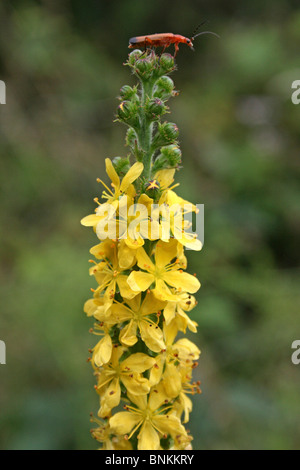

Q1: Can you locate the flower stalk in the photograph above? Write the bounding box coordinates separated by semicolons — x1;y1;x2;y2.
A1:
81;49;202;450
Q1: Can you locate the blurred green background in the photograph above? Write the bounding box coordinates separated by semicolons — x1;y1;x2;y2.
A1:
1;0;300;450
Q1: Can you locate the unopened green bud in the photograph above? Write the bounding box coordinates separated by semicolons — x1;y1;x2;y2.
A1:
135;56;156;78
119;85;138;101
128;49;143;65
117;100;139;127
161;144;182;164
145;97;166;119
152;144;182;172
118;100;133;120
159;53;175;74
143;179;161;200
112;156;131;177
154;76;175;100
152;122;179;148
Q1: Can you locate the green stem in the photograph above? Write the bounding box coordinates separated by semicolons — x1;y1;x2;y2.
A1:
139;79;154;181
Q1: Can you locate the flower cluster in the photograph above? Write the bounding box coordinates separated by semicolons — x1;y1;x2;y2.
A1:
82;50;202;450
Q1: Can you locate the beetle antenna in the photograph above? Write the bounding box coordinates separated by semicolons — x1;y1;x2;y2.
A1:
191;31;220;41
191;20;209;38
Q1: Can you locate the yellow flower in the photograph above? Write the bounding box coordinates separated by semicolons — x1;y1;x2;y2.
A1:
163;319;201;365
96;194;160;248
102;158;143;204
90;418;133;450
170;432;193;450
84;295;107;321
150;319;200;397
81;158;143;228
154;168;179;195
127;240;200;301
89;238;137;271
163;292;198;333
110;292;166;352
174;367;201;423
90;241;136;310
159;189;202;251
109;384;188;450
95;346;155;418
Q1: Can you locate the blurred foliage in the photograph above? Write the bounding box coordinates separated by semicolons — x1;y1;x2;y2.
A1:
0;0;300;450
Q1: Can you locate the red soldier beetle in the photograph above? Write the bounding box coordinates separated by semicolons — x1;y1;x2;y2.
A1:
128;23;219;57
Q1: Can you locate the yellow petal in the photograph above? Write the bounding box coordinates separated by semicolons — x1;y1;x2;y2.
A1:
153;414;187;438
164;319;179;346
105;158;120;188
163;301;176;325
136;247;155;272
83;298;98;317
117;275;137;299
167;189;185;206
119;320;138;347
138;421;160;450
139;321;165;353
121;353;155;373
118;241;136;269
125;236;144;249
141;292;166;316
93;334;112;367
148;382;169;411
175;232;202;251
103;279;116;304
109;411;141;435
98;377;121;418
155;169;175;189
120;162;144;192
126;183;137;200
113;438;133;450
176;306;198;333
138;193;153;209
80;214;101;227
162;363;182;398
121;374;150;395
155;240;178;268
127;392;147;410
163;271;200;294
96;369;113;390
90;240;113;259
111;345;126;368
179;294;196;312
125;293;142;312
127;271;155;292
110;303;132;323
149;354;164;387
175;338;200;361
153;279;175;301
180;392;193;423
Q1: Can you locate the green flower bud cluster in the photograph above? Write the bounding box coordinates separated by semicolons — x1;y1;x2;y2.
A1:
115;49;182;181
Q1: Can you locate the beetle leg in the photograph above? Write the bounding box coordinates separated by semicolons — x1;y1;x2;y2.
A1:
159;44;169;58
174;42;179;57
143;37;155;55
